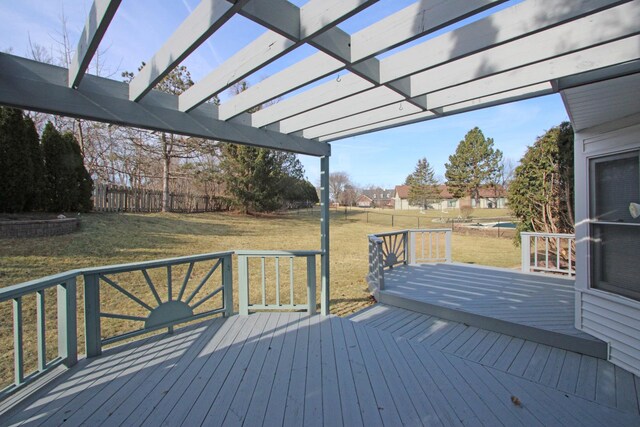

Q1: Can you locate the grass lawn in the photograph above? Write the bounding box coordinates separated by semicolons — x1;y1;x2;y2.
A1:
0;211;520;386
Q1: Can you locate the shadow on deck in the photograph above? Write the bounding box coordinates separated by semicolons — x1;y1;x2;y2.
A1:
376;263;607;359
2;310;639;426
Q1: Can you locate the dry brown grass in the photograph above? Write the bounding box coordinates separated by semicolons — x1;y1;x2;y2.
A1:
0;211;521;387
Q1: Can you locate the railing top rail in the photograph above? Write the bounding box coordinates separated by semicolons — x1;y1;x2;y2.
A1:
81;251;235;275
0;270;80;302
235;250;322;257
521;232;575;238
371;230;410;237
371;228;452;238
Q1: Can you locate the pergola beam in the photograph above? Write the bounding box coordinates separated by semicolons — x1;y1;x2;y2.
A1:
217;52;345;121
312;34;640;141
180;0;378;113
128;0;247;102
407;1;640;97
279;1;639;135
0;53;329;157
318;83;553;142
423;35;640;110
379;0;630;83
228;0;507;124
276;86;404;134
250;0;623;134
68;0;122;89
253;73;373;128
350;0;506;62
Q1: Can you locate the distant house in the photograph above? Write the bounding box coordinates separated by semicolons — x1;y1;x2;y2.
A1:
394;184;507;210
361;188;395;208
355;194;373;207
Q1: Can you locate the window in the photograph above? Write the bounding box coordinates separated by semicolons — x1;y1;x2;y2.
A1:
589;151;640;300
447;200;457;208
373;194;376;198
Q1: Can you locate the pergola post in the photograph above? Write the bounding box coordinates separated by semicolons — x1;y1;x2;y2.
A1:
320;154;330;315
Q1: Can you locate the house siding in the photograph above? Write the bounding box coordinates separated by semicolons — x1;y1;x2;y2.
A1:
574;117;640;376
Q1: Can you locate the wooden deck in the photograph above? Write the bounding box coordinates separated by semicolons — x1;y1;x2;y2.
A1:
2;308;639;426
378;263;607;358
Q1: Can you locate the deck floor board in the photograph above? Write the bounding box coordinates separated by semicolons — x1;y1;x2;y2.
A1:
380;263;600;345
3;307;639;427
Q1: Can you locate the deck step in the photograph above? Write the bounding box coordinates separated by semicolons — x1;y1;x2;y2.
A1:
377;291;608;358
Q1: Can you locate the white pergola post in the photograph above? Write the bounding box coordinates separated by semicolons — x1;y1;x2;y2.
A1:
320;154;331;315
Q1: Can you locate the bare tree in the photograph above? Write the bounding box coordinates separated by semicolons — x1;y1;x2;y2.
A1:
329;172;352;205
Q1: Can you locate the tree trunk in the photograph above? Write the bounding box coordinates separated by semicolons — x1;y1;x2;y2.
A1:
161;133;172;213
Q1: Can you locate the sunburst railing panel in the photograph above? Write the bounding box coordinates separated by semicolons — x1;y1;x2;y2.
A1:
82;252;233;357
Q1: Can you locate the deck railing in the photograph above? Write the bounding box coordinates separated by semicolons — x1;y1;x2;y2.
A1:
409;228;452;264
521;232;575;276
0;272;78;400
367;229;452;292
81;252;234;357
236;250;320;315
0;248;319;400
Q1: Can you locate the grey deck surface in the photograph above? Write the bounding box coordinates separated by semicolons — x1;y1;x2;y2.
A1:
3;309;640;427
380;263;605;356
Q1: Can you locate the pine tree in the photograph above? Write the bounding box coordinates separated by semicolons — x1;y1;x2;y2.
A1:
445;127;503;204
23;115;45;211
0;107;34;212
41;123;94;212
64;132;93;212
405;157;441;209
508;122;574;238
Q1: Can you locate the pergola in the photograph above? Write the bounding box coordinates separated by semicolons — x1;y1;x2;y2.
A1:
1;0;639;317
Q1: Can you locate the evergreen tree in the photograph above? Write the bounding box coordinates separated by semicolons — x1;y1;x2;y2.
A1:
41;123;92;212
508;122;574;238
42;122;71;211
219;144;281;213
0;107;34;212
23;115;45;211
445;127;503;204
64;132;93;212
405;157;441;209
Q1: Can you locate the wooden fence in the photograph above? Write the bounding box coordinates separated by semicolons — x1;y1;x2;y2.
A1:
92;183;230;213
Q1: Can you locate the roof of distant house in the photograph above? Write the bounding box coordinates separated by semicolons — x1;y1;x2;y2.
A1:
395;184;506;199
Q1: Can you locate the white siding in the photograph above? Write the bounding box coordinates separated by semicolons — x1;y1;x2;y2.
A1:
568;75;640;376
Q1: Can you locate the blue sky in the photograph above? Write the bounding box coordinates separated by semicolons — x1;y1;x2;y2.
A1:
0;0;569;187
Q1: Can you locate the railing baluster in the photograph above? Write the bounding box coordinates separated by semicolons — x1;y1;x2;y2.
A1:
84;273;102;358
307;256;316;315
36;289;46;371
445;230;452;263
223;255;233;317
167;265;172;302
275;257;280;306
436;233;440;260
58;279;77;367
261;257;266;306
545;237;549;270
238;255;249;316
421;231;425;260
290;257;294;305
568;239;573;277
556;237;561;271
177;262;194;302
167;265;174;333
13;297;23;385
534;236;538;268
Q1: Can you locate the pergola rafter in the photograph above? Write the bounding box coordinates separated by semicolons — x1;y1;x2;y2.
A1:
2;0;637;154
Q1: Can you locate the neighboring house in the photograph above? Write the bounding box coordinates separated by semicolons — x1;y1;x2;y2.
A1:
361;188;395;208
394;184;507;210
355;194;373;207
